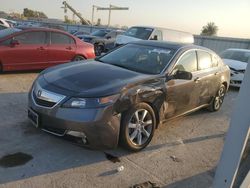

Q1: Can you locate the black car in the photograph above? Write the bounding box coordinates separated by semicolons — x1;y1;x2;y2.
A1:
78;29;124;55
28;41;230;151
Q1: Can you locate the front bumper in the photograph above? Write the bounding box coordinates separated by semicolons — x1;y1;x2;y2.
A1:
28;90;121;149
230;71;244;87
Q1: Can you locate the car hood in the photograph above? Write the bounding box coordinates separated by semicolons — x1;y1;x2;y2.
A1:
115;35;141;45
42;60;150;97
223;59;247;70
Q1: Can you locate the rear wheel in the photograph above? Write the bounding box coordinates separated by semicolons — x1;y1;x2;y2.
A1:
72;55;86;61
208;85;226;111
120;103;156;151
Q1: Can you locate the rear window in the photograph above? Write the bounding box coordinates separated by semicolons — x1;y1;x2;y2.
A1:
124;27;154;40
51;32;74;44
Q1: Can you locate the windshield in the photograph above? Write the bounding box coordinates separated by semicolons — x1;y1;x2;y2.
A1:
91;30;109;37
0;28;21;39
220;50;250;63
98;44;176;74
124;27;154;40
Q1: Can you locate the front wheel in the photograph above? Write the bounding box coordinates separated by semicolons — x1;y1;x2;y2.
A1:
120;103;156;151
208;85;226;112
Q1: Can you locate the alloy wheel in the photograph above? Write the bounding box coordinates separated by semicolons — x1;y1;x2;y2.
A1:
128;109;153;146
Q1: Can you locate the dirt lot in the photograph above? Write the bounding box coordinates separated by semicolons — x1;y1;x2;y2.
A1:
0;72;247;188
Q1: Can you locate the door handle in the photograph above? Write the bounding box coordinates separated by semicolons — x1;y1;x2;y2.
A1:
66;46;72;50
194;77;201;82
37;47;45;50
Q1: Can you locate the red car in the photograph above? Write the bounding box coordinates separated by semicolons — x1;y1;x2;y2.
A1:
0;28;95;72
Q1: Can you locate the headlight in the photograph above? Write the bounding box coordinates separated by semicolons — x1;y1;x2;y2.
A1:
62;94;119;108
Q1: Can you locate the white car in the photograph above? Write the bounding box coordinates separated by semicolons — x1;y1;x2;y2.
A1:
220;48;250;87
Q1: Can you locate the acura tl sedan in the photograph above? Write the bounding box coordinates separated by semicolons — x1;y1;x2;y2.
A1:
0;28;95;72
28;41;230;151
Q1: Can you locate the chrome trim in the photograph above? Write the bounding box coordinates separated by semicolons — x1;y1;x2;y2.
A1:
32;82;66;109
42;128;67;137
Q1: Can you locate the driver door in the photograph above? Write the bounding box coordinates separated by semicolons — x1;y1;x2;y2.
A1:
165;50;201;118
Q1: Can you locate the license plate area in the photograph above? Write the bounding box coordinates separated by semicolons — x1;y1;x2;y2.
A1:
28;108;39;128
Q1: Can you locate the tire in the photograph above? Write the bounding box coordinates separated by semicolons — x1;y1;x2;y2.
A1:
208;84;226;112
94;44;104;56
120;103;156;151
72;55;86;62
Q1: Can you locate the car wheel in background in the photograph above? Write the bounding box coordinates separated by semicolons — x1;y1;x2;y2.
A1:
208;84;226;112
94;44;104;56
72;55;86;62
120;103;156;151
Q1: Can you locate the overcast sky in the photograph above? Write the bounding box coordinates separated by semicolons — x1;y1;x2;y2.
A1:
1;0;250;38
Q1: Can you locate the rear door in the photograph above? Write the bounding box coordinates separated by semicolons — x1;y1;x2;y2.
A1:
196;50;220;105
0;31;48;71
165;50;201;118
47;32;76;66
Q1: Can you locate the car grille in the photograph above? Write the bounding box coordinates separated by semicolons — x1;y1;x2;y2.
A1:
230;80;242;85
32;83;66;108
33;91;56;107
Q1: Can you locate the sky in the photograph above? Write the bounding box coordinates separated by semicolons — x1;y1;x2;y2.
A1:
1;0;250;38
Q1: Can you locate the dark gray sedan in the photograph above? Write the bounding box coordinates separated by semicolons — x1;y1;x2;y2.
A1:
28;41;230;151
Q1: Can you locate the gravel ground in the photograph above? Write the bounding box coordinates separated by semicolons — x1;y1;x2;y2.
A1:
0;72;247;188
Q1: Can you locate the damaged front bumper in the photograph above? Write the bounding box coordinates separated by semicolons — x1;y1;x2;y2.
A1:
230;71;244;87
28;91;121;149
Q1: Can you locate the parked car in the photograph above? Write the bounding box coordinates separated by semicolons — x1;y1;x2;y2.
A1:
28;41;230;151
72;30;90;36
0;18;14;27
78;29;124;55
115;26;194;47
220;48;250;87
0;28;95;72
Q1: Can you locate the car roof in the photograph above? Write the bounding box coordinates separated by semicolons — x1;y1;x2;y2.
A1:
224;48;250;53
129;40;209;51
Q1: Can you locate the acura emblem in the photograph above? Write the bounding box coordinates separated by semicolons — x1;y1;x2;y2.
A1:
37;90;42;97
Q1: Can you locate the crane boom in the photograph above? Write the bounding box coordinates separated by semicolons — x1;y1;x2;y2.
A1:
62;1;90;25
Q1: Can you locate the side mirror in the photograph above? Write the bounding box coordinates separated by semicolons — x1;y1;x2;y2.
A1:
106;36;111;39
174;70;192;80
10;39;20;47
167;70;193;80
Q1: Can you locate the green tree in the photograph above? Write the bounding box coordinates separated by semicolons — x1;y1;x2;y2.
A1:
201;22;218;36
23;8;48;19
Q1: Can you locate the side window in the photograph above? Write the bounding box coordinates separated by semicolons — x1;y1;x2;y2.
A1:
197;51;213;70
173;51;197;73
51;32;74;44
151;30;163;40
14;32;46;44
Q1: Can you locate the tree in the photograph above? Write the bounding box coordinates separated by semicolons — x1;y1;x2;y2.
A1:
23;8;48;19
201;22;218;36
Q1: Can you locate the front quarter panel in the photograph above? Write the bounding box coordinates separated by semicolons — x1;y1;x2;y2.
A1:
114;77;166;126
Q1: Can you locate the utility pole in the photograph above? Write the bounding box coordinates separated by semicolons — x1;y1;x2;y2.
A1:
94;4;129;27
